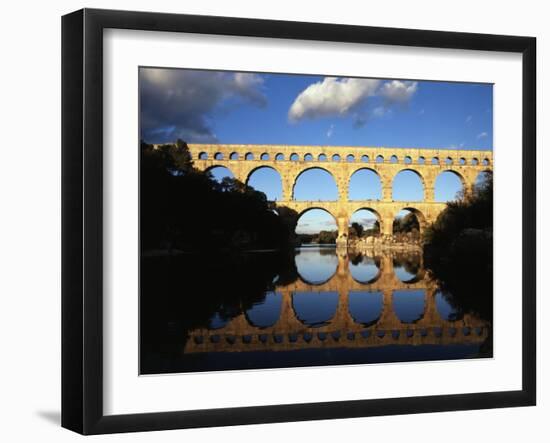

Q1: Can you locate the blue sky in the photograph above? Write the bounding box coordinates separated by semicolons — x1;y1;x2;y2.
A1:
140;68;492;234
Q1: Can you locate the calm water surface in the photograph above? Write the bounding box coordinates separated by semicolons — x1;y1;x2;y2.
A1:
140;246;492;374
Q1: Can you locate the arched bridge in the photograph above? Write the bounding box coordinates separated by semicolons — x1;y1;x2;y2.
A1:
185;252;489;354
182;143;493;240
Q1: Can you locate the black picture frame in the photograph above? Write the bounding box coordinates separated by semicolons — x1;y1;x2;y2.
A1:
62;8;536;435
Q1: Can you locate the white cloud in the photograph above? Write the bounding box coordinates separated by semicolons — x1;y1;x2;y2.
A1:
288;78;418;125
466;115;473;123
326;124;335;138
379;80;418;104
288;77;380;122
477;131;488;139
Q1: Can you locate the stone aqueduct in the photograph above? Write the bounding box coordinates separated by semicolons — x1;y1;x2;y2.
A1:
164;143;493;242
185;252;489;354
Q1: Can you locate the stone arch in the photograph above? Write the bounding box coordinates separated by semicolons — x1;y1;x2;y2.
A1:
390;155;398;164
290;153;300;161
435;169;466;202
245;152;254;160
472;157;479;165
214;152;224;160
229;152;239;160
294;207;341;271
459;157;466;165
393;251;424;283
445;157;453;165
246;165;283;201
418;156;425;165
392;290;426;324
349;207;382;242
361;155;369;163
394;206;428;234
431;156;440;165
392;169;425;201
332;154;341;162
292;291;339;327
205;165;234;183
482;157;491;166
275;153;285;161
304;153;313;161
260;152;270;160
404;155;413;164
318;153;328;162
296;206;338;224
293;167;339;201
346;154;355;162
351;206;382;222
376;155;384;163
198;151;208;160
244;291;282;328
348;168;382;200
348;291;383;326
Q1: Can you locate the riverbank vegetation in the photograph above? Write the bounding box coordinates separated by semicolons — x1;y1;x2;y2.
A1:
423;172;493;320
297;230;338;245
393;212;421;243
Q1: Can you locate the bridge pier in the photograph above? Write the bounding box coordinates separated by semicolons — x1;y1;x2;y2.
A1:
425;186;435;202
336;214;349;247
282;176;294;201
380;215;394;238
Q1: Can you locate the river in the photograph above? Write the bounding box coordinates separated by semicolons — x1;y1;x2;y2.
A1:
140;246;492;374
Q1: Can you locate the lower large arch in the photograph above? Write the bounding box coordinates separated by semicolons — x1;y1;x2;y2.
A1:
246;166;283;201
206;165;234;183
348;208;382;240
393;207;426;237
295;207;338;236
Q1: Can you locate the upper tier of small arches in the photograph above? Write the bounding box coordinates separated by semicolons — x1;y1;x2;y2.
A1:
192;150;491;167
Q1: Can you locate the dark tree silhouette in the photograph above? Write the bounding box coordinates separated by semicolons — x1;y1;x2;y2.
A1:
424;172;493;320
140;140;297;253
350;222;364;238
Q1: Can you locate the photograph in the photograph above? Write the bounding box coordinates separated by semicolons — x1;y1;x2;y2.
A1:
139;67;494;374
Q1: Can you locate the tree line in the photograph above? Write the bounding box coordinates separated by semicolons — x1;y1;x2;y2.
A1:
423;173;493;320
141;140;297;253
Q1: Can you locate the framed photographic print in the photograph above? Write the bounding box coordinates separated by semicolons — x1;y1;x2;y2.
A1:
62;8;536;435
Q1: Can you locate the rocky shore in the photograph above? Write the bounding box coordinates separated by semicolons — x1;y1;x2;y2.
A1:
346;235;422;251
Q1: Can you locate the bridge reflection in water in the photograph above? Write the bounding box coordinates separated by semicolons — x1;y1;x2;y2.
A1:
184;248;490;359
